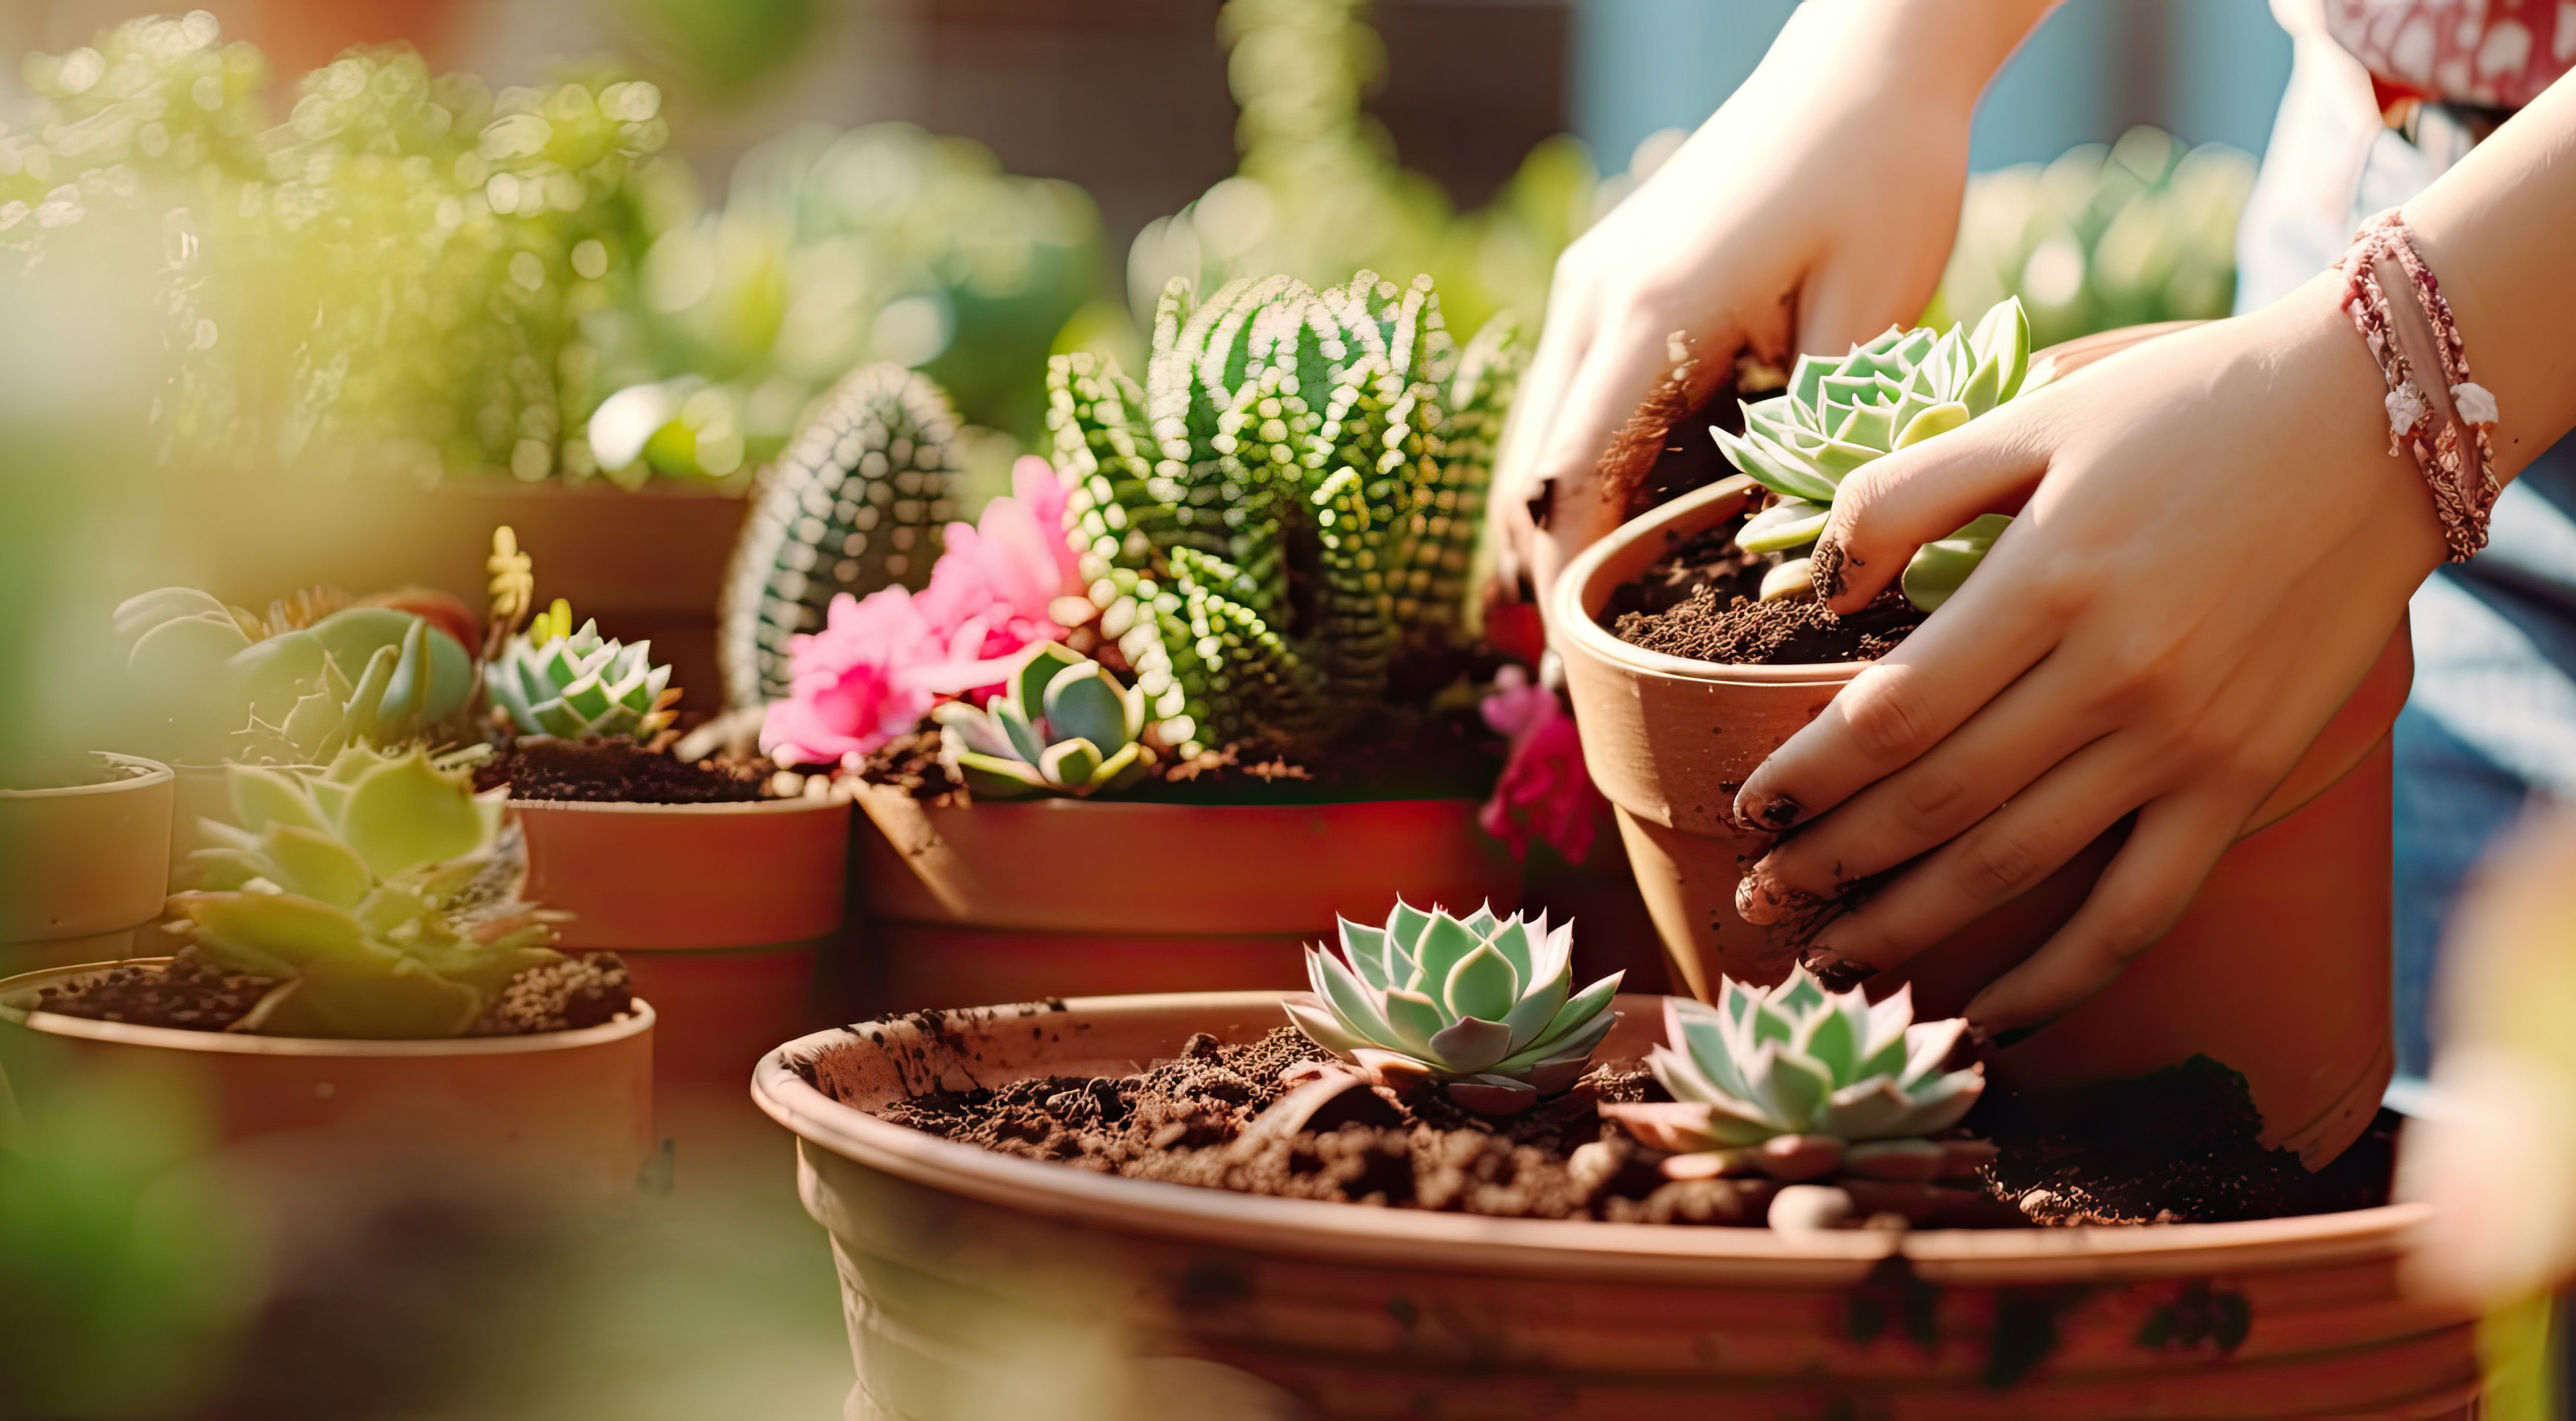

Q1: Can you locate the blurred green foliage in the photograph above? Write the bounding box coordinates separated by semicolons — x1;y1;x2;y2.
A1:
1129;0;1601;344
1928;126;2256;350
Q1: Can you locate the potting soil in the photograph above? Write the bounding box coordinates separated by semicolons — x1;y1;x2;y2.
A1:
1598;516;1931;666
474;737;770;804
29;949;638;1037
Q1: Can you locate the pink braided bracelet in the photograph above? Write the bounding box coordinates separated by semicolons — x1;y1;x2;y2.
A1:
2334;209;2500;562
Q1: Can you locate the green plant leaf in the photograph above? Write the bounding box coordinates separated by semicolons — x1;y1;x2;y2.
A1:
1442;942;1520;1024
1042;664;1130;752
1011;643;1087;715
250;947;484;1040
1411;910;1481;988
1037;737;1103;789
1901;513;2012;612
227;765;327;834
255;824;374;910
1380;988;1447;1057
1894;401;1970;449
955;751;1049;799
181;892;364;966
336;752;490;879
1739;498;1829;555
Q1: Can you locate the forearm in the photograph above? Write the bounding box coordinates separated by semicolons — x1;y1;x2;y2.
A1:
1730;0;2059;118
2401;74;2576;482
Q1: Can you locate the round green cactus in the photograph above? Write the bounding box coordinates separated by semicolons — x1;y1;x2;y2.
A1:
932;643;1151;800
488;598;676;741
1713;297;2030;611
1283;901;1622;1114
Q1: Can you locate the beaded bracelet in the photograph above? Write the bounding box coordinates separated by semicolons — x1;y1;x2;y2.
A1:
2334;209;2500;562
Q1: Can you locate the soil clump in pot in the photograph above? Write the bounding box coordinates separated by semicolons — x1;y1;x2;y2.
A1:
1601;519;1928;667
473;737;770;804
25;948;637;1037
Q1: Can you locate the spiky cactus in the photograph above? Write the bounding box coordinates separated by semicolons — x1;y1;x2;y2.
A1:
1048;271;1521;756
720;364;962;707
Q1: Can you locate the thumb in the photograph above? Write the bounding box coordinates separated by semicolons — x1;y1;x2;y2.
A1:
1814;407;2049;614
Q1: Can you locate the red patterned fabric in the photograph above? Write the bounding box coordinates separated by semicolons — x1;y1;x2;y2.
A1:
2327;0;2576;110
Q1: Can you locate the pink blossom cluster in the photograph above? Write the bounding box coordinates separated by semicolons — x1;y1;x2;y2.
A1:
1477;664;1607;865
762;457;1088;769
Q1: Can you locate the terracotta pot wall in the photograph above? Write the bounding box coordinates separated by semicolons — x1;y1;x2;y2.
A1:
758;992;2479;1420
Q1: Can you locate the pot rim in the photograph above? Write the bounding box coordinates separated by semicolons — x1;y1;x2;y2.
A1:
1550;476;1864;685
0;752;175;800
754;989;2433;1284
0;959;656;1057
506;794;845;819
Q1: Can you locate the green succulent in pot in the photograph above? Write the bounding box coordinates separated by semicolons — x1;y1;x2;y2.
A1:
1283;901;1622;1114
172;748;566;1040
932;643;1152;800
1714;297;2030;612
488;598;679;741
1600;968;1985;1185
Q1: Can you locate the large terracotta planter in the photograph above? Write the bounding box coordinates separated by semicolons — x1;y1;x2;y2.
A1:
851;785;1520;1012
0;754;173;976
1553;471;2406;1169
516;796;849;1093
0;961;654;1197
755;991;2479;1420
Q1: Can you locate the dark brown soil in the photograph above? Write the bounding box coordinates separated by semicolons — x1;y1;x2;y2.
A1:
1600;355;1785;523
472;737;771;804
1615;582;1928;665
855;1026;1771;1223
1971;1057;2397;1226
25;948;636;1038
859;709;1505;809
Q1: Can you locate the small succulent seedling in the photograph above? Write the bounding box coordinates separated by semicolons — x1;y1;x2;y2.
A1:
1602;968;1986;1186
1714;297;2030;611
1283;901;1621;1114
488;598;678;741
174;748;563;1039
932;643;1151;800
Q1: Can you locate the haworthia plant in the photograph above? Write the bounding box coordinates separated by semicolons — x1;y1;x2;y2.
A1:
720;364;962;707
1714;297;2031;611
932;643;1151;799
1047;270;1522;756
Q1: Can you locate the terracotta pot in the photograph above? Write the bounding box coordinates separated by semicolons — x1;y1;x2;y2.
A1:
1551;329;2407;1170
516;796;849;1093
850;786;1521;1012
755;991;2479;1420
0;961;654;1197
0;754;173;976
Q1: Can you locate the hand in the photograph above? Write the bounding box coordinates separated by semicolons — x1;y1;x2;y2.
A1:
1488;0;2049;613
1730;274;2445;1037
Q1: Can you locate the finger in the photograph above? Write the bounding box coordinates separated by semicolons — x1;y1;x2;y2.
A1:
1958;788;2245;1038
1737;649;2116;923
1791;733;2155;984
1730;533;2069;831
1489;287;1597;553
1814;407;2052;613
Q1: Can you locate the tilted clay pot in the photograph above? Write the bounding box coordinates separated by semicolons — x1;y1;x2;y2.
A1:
516;795;848;1095
0;754;173;976
757;991;2479;1421
851;785;1520;1013
1552;324;2406;1168
0;960;654;1197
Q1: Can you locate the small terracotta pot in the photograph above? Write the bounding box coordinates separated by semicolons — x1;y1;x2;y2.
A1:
516;796;850;1094
1550;328;2410;1170
851;786;1521;1012
0;754;173;976
0;961;653;1197
756;992;2480;1420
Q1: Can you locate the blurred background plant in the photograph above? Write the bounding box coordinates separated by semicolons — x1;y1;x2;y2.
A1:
1925;125;2256;351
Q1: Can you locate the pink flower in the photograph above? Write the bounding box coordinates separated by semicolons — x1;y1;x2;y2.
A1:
761;458;1093;767
1477;665;1608;864
913;456;1086;672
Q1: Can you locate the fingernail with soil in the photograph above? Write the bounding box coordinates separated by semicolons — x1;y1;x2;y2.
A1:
1734;867;1817;925
1798;946;1876;993
1734;792;1802;831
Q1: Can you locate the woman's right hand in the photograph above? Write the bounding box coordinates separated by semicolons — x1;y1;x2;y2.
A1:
1489;0;2056;616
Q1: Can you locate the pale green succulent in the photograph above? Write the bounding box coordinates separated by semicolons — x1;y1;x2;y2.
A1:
933;644;1152;800
1714;298;2030;612
115;588;472;763
1602;969;1982;1173
488;599;677;740
1284;902;1622;1114
173;749;564;1040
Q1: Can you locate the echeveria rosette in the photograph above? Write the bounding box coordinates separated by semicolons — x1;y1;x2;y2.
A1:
172;748;563;1040
1602;968;1985;1184
1714;297;2031;612
489;600;678;741
1283;902;1623;1115
932;643;1152;800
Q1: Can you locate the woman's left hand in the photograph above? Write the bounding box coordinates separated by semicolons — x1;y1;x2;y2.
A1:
1729;273;2445;1037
